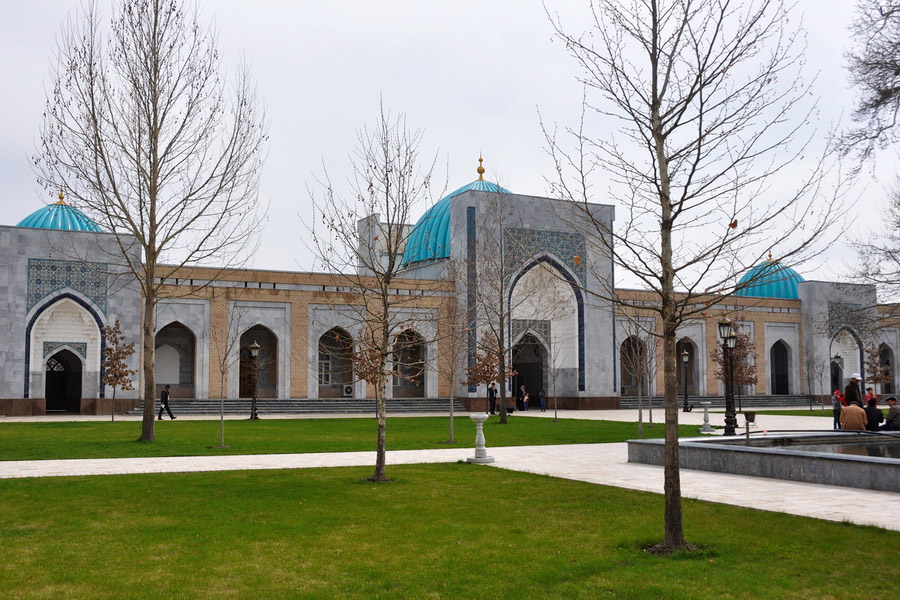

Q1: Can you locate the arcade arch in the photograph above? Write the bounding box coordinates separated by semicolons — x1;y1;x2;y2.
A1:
240;325;278;399
155;322;196;398
393;329;425;398
770;339;791;395
318;327;354;398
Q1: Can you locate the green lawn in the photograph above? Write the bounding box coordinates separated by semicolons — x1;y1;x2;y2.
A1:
0;464;896;599
0;417;697;461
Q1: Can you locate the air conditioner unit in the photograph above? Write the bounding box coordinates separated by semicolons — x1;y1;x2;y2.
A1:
342;385;354;397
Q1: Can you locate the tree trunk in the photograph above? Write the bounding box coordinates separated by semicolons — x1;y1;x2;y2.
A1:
498;351;508;424
140;293;156;442
371;368;388;481
662;319;685;549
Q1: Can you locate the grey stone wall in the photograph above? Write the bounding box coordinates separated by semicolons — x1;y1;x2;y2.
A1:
0;225;141;402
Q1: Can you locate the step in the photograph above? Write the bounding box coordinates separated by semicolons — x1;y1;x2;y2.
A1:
128;397;468;416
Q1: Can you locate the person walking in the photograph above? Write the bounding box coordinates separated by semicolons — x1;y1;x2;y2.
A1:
864;397;884;431
831;390;843;430
488;383;497;415
522;392;530;411
538;390;546;412
158;385;176;420
840;400;867;431
880;397;900;431
845;373;863;407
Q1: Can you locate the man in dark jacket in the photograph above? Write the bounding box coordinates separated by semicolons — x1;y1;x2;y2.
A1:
844;373;863;407
864;397;884;431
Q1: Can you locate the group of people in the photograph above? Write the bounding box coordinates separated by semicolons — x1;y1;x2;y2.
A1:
486;383;546;414
831;373;900;431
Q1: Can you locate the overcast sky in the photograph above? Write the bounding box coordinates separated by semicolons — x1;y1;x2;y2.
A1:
0;1;883;281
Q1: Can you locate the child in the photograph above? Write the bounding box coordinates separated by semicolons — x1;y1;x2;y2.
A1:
523;393;530;411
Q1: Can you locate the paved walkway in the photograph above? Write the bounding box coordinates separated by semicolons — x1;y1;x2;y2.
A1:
2;407;897;531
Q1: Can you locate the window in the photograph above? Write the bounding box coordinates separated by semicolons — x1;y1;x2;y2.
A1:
318;352;331;384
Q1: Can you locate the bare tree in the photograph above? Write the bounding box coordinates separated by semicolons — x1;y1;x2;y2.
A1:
805;354;830;411
209;301;247;448
34;0;267;442
864;345;893;392
438;262;470;444
618;314;659;436
101;318;136;422
546;0;844;551
844;0;900;159
308;105;438;481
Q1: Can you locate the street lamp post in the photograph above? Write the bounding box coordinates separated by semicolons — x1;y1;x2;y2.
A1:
250;340;260;420
718;319;738;436
681;348;690;412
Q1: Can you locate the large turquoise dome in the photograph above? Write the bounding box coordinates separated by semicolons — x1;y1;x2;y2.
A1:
734;258;804;299
17;200;103;233
402;178;510;265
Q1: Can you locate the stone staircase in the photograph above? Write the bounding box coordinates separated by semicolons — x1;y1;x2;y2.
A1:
127;397;468;416
618;394;816;410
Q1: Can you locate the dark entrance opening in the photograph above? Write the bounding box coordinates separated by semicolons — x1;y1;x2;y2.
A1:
512;334;545;410
239;326;278;399
831;361;843;395
880;345;894;395
45;349;82;413
771;340;790;395
392;330;425;398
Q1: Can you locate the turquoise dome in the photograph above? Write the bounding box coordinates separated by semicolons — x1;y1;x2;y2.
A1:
734;259;804;299
17;201;103;233
402;178;510;265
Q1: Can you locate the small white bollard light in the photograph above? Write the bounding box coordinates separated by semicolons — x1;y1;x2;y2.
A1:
699;401;715;434
467;413;495;464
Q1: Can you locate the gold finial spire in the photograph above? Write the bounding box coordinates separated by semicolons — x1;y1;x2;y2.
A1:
56;188;67;205
768;251;773;262
477;156;485;181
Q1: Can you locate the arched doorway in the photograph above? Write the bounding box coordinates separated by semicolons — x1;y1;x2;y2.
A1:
393;329;425;398
620;336;647;396
831;359;844;394
45;349;82;412
512;333;546;409
676;338;696;395
318;328;354;398
770;340;790;395
880;344;894;394
155;322;196;398
240;326;278;399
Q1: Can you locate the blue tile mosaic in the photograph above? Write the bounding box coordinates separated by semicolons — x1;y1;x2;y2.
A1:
43;342;87;360
27;258;108;314
504;228;585;285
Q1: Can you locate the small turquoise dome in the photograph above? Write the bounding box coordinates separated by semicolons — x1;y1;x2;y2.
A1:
17;201;103;233
402;178;510;265
734;259;804;299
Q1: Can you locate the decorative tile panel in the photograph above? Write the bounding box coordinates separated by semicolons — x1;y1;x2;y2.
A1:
28;259;108;313
511;319;551;350
504;228;585;285
43;341;87;360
